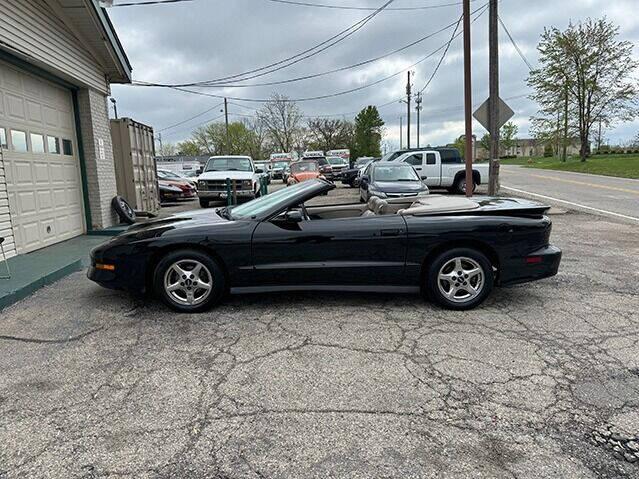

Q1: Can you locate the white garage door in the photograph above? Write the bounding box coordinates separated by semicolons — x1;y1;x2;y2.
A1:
0;60;85;254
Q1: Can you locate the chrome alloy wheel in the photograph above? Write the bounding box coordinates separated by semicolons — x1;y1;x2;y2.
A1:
437;257;484;303
163;259;213;306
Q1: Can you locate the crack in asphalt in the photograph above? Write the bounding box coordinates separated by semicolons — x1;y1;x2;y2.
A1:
0;326;105;344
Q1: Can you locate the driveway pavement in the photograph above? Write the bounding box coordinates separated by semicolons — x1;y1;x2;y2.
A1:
501;165;639;222
1;187;638;478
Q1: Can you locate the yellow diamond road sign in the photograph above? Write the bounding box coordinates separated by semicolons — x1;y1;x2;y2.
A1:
473;97;514;131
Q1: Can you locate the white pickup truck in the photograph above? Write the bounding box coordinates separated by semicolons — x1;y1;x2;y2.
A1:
386;147;489;194
197;156;261;207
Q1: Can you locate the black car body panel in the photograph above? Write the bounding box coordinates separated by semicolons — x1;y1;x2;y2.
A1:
89;180;561;296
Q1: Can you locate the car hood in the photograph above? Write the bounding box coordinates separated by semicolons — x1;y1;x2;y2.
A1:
372;181;427;193
199;171;254;180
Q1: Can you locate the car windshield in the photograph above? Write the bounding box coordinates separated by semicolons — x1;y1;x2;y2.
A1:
328;157;346;165
291;161;318;173
372;165;419;182
158;170;181;179
229;181;320;219
205;157;252;172
272;161;289;168
380;151;409;162
355;158;372;167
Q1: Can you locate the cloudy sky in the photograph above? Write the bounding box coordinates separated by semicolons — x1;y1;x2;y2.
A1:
107;0;639;152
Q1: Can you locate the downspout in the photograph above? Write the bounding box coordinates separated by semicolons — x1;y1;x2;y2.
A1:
72;90;95;233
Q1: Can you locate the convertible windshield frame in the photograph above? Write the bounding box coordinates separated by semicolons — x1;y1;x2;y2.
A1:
229;180;332;221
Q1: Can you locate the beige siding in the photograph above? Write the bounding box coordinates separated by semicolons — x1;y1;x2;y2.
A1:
0;0;108;93
0;149;16;259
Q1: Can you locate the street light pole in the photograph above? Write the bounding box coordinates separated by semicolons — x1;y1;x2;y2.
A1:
463;0;473;197
488;0;500;195
223;98;229;154
399;116;403;150
110;97;118;119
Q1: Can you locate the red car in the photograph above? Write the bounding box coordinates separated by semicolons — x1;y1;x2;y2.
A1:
157;169;196;198
286;160;325;185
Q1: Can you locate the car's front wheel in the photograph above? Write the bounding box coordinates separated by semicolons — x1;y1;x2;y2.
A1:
153;249;226;313
424;248;493;310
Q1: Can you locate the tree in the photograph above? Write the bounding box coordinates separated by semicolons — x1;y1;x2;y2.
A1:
500;121;519;152
528;18;639;161
306;118;354;152
156;142;177;156
479;122;518;155
177;140;202;156
187;121;263;157
351;106;384;159
256;93;303;152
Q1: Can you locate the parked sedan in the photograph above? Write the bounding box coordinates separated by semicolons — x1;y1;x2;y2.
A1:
359;162;429;202
89;179;561;313
341;157;380;187
158;181;183;203
157;169;197;198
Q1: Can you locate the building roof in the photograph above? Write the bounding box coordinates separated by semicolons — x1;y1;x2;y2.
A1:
51;0;132;83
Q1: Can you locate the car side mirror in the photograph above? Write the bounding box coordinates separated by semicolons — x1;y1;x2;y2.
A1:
256;168;264;173
360;175;369;186
285;210;303;223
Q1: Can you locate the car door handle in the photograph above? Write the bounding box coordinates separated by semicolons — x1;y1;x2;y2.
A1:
380;229;403;237
414;167;422;170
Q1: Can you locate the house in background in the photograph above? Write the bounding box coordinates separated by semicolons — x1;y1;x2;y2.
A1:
476;138;581;160
0;0;131;259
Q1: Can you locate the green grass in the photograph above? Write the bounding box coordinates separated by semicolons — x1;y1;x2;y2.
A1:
500;154;639;179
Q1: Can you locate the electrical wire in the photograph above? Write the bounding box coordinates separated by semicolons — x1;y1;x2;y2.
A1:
112;0;194;6
263;0;471;11
142;5;487;105
169;17;468;89
134;0;394;88
158;102;224;132
498;15;534;71
162;112;226;138
419;12;462;93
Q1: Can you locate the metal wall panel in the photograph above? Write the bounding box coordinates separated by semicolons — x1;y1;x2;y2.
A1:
111;118;159;213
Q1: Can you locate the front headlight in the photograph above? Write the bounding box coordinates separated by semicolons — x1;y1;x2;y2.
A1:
242;180;252;189
198;180;207;190
369;189;387;198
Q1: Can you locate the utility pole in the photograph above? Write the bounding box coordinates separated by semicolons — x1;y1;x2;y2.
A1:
406;71;412;149
399;116;403;149
562;84;568;161
415;92;423;148
463;0;473;197
487;0;499;195
157;132;163;152
223;98;229;154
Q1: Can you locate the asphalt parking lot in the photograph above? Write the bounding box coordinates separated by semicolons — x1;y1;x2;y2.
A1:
1;184;638;478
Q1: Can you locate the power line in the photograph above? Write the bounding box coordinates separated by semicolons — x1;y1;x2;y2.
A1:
179;19;464;89
142;6;487;105
134;0;394;88
162;112;227;138
158;102;224;132
498;15;534;71
263;0;472;11
420;12;463;93
112;0;194;6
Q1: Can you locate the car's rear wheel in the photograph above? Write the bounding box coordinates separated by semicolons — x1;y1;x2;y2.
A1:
424;248;493;310
199;198;210;208
453;176;477;195
153;249;226;313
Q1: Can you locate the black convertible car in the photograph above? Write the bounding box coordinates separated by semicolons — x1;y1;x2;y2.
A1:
89;180;561;313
